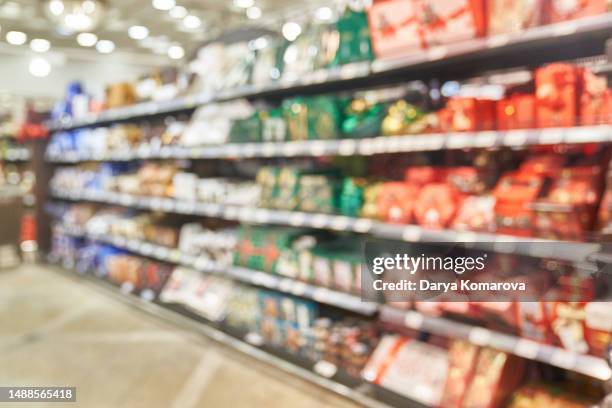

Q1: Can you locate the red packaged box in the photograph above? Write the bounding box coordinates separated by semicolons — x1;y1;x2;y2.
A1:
446;167;488;194
580;70;611;125
462;348;525;408
531;166;602;240
367;0;487;59
414;183;460;228
493;172;545;236
496;94;537;130
447;97;496;132
376;182;418;223
405;166;444;186
535;63;582;128
488;0;544;35
452;196;496;232
544;0;609;24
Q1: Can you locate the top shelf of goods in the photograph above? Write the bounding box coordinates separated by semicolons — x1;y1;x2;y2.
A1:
46;6;612;131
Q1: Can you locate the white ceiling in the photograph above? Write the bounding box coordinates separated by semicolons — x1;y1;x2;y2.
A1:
0;0;333;67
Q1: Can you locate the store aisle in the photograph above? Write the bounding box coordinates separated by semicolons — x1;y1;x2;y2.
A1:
0;264;360;408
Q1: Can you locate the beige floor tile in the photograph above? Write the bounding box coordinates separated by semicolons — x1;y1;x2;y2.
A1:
0;264;362;408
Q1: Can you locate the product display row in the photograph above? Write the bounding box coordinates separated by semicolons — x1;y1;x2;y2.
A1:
46;62;611;163
38;2;612;406
47;229;608;407
47;203;611;363
48;2;612;130
48;145;612;242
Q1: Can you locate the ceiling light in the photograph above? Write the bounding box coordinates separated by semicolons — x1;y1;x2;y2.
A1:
169;5;187;18
29;57;51;78
82;0;96;13
167;45;184;59
183;15;201;29
246;6;261;19
95;39;114;53
315;7;333;21
45;0;106;32
76;32;97;46
6;31;27;45
30;38;51;52
128;25;149;40
152;0;175;11
234;0;254;8
282;22;301;41
48;0;64;16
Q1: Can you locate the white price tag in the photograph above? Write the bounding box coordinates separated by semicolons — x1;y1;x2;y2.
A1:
313;361;338;378
402;226;422;242
310;214;328;229
353;219;373;233
550;349;576;369
427;46;447;61
244;332;264;346
514;339;540;359
338;139;357;156
469;327;492;346
403;311;424;329
289;213;305;226
140;289;155;302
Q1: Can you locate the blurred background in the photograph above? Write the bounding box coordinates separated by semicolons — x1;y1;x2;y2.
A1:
1;0;612;407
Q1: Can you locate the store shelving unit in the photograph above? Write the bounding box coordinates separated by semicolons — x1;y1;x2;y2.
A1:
46;125;612;163
47;14;612;132
53;224;377;315
50;188;602;264
44;11;612;407
379;307;612;382
51;223;612;384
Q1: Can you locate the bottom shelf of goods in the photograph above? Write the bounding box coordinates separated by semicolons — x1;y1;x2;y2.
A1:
47;229;611;408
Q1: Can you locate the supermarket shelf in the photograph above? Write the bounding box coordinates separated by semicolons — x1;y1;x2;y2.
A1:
55;224;377;315
48;265;392;408
45;125;612;163
379;306;612;382
50;188;603;264
1;148;31;162
48;14;612;132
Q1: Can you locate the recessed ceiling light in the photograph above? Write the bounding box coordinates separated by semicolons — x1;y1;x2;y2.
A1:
77;32;97;47
234;0;254;8
30;38;51;52
169;5;187;19
48;0;64;16
183;15;201;29
96;39;115;54
282;22;301;41
6;31;27;45
152;0;175;11
82;0;96;13
246;6;261;19
167;45;184;59
29;57;51;78
128;25;149;40
315;7;333;21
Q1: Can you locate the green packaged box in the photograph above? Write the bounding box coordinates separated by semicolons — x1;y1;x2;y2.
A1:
229;112;263;143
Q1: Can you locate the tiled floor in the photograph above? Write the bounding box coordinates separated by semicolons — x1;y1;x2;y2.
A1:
0;264;360;408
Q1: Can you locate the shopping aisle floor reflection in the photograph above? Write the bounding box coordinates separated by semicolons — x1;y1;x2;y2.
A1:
0;264;360;408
